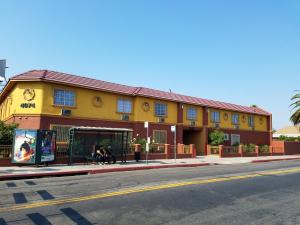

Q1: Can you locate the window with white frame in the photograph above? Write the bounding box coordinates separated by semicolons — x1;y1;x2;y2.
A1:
248;115;254;127
155;103;167;117
187;107;197;120
54;89;75;107
211;111;220;123
117;98;132;113
224;133;230;141
153;130;167;144
51;125;73;143
231;113;239;125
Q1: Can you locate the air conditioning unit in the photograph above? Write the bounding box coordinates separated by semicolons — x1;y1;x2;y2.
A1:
234;125;240;129
224;133;230;141
214;123;220;128
121;114;130;121
190;121;196;126
158;117;165;123
61;109;71;116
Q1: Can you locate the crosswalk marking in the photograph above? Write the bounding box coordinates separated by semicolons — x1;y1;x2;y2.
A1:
61;208;93;225
37;190;55;200
0;218;7;225
27;213;53;225
12;193;27;204
6;183;16;188
25;181;36;186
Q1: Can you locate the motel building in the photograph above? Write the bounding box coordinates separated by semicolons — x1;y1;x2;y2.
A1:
0;70;272;162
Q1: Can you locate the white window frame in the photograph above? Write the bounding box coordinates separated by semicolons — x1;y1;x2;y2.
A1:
117;98;132;114
224;133;230;141
155;103;167;117
153;130;167;144
187;107;197;120
54;89;75;107
231;113;239;125
211;111;220;123
248;115;254;127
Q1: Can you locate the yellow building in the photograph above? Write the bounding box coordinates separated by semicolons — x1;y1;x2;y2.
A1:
0;70;272;155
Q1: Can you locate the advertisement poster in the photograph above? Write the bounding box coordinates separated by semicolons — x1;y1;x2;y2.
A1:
12;130;37;164
41;130;56;162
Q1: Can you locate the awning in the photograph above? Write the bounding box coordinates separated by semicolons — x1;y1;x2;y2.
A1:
70;126;133;132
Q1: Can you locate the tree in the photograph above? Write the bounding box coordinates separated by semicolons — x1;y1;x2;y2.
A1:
0;121;18;145
209;130;225;146
290;91;300;126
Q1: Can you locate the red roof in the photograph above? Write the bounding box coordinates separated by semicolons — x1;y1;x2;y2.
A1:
10;70;271;116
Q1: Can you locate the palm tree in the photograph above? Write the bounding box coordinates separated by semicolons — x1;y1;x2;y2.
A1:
290;91;300;125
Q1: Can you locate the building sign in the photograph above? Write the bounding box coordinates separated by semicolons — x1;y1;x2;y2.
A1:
20;88;36;109
23;88;35;101
20;103;35;108
12;130;37;164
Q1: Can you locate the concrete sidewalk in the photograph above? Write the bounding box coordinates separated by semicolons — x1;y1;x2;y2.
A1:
1;155;300;181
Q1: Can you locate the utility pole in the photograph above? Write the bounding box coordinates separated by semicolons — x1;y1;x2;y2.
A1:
0;60;8;91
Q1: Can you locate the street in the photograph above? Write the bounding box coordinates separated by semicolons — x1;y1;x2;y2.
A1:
1;160;300;225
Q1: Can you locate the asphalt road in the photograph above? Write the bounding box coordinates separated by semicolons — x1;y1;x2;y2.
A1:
1;160;300;225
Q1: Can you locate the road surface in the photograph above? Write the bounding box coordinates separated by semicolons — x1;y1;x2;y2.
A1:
1;160;300;224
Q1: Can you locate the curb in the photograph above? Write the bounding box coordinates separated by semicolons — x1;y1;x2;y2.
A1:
252;157;300;163
0;163;210;181
89;163;211;174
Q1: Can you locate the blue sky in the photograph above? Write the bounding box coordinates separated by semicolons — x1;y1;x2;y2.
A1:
0;0;299;129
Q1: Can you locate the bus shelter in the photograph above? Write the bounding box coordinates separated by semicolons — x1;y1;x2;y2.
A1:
68;127;133;165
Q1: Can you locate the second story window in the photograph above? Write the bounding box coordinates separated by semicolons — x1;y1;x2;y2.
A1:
155;103;167;117
232;113;239;125
211;111;220;123
248;115;254;127
54;89;75;107
117;98;132;113
187;108;197;120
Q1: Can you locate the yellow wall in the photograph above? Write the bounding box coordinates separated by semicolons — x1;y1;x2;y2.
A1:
134;96;177;124
182;105;203;127
0;82;45;120
0;81;269;132
41;83;136;121
1;81;178;124
208;109;268;132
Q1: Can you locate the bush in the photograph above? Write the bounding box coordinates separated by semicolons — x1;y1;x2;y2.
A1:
136;138;147;152
0;121;18;145
243;143;256;153
259;145;270;153
278;135;300;142
209;130;225;146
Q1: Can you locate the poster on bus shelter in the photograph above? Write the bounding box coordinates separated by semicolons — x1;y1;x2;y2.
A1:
40;130;56;162
12;129;37;164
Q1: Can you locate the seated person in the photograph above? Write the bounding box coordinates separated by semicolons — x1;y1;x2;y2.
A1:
95;147;106;164
105;146;116;164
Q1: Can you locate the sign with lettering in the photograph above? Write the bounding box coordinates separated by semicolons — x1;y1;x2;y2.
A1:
20;103;36;108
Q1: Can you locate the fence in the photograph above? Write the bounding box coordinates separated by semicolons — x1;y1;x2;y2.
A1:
207;144;273;158
0;145;11;159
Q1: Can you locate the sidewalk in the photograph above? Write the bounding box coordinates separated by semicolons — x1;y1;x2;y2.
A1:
1;155;300;181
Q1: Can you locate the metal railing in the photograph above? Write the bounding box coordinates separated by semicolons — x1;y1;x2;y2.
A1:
0;145;12;159
223;146;239;154
210;146;219;154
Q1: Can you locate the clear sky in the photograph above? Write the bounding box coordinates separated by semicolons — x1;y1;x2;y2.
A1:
1;0;299;129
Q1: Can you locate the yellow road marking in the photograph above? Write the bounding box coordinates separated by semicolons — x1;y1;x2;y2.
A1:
1;167;300;212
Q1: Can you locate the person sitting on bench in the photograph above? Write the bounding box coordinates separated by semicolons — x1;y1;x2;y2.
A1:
95;147;106;165
105;146;116;164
